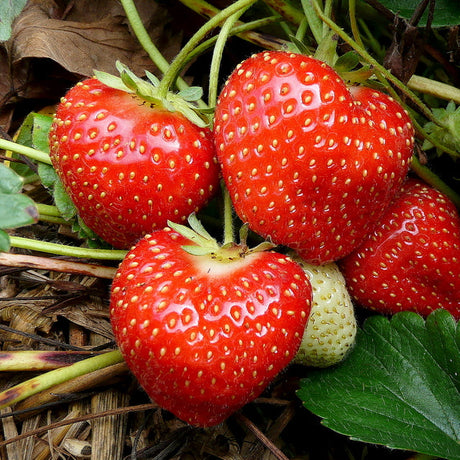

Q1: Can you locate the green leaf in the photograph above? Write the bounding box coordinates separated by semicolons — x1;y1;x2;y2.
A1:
0;0;28;41
8;112;53;177
177;86;204;102
377;0;460;27
32;113;53;153
53;180;77;220
0;230;10;251
0;193;38;229
298;310;460;459
0;163;24;194
38;163;59;189
93;69;130;93
334;51;360;73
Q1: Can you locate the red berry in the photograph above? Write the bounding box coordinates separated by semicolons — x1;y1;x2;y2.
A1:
49;78;219;248
340;178;460;319
109;226;312;426
214;51;414;264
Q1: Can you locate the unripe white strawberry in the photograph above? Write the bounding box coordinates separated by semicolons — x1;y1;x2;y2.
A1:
291;255;357;367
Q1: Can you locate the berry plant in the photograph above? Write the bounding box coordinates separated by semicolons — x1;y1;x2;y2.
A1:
0;0;459;459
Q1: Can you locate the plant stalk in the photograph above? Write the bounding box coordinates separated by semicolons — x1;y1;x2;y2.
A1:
9;236;127;260
0;350;124;410
157;0;258;99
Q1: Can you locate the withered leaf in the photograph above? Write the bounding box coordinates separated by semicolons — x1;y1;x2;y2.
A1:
8;1;178;78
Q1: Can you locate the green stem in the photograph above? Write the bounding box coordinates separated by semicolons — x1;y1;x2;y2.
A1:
38;214;67;225
411;155;460;208
37;203;67;224
183;16;283;71
222;184;235;246
157;0;258;99
9;236;127;260
208;5;252;109
36;203;61;217
178;0;289;49
119;0;190;92
311;2;436;123
348;0;364;50
0;350;124;410
0;139;51;165
408;74;460;104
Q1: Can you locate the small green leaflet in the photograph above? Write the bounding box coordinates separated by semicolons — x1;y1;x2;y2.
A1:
297;310;460;459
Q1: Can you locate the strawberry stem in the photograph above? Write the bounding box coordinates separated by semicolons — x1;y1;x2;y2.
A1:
178;0;289;49
348;0;365;50
310;2;435;122
36;203;67;225
407;75;460;104
0;350;124;410
222;184;236;246
181;16;283;70
119;0;190;92
208;3;253;109
9;236;127;260
0;138;51;165
157;0;258;100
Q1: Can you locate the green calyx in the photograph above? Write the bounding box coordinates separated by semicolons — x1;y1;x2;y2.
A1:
168;214;275;263
94;61;209;127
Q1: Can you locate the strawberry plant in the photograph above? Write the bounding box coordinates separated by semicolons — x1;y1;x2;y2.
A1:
0;0;459;459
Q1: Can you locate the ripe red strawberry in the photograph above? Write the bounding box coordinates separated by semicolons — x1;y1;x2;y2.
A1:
49;77;219;248
214;51;414;264
339;178;460;319
109;219;312;426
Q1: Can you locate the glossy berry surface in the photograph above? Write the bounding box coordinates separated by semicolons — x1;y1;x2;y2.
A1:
214;51;414;264
49;78;219;248
110;228;312;426
340;178;460;319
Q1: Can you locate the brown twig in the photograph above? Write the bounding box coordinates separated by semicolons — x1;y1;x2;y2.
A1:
0;403;158;448
234;412;290;460
0;252;117;279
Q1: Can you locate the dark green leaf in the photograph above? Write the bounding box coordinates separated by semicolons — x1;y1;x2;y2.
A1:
38;163;59;189
0;193;38;229
0;164;24;194
0;0;28;41
377;0;460;27
298;310;460;459
53;180;77;220
0;230;10;252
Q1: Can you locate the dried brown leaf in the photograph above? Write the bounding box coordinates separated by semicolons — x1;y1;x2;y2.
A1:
8;0;180;78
